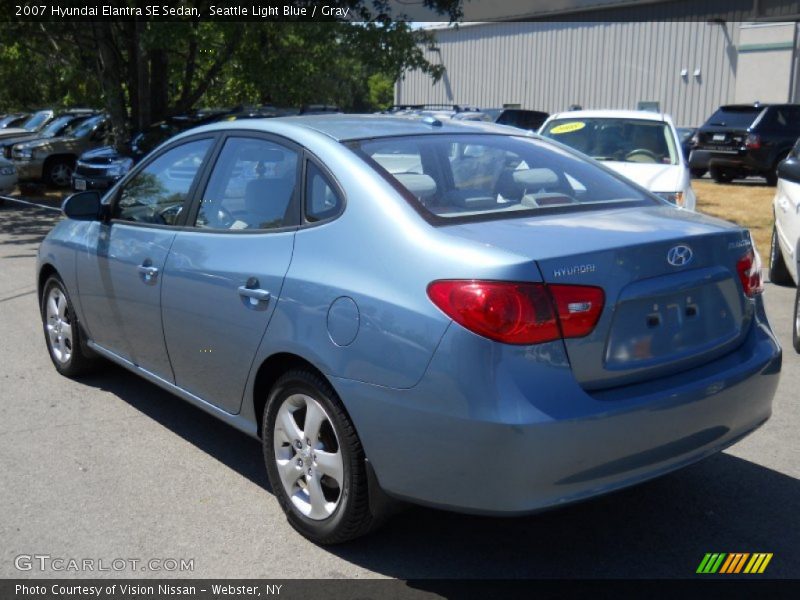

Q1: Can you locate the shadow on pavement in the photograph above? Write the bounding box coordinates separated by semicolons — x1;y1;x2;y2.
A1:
0;202;62;246
77;361;799;579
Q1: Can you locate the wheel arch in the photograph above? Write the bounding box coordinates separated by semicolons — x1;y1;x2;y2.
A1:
252;352;332;439
37;262;59;301
43;153;78;170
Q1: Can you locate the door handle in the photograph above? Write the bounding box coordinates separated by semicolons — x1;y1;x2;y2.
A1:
137;264;159;280
238;286;271;302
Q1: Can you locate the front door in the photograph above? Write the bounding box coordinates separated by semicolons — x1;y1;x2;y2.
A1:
76;137;215;380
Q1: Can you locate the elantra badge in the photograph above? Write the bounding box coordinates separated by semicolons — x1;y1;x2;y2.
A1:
667;245;693;267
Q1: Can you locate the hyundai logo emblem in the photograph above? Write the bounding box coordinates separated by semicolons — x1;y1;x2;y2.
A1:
667;244;693;267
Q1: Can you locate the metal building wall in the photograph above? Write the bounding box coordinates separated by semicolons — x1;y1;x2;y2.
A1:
396;20;744;126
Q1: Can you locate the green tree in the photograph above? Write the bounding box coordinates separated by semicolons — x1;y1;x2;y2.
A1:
0;1;461;144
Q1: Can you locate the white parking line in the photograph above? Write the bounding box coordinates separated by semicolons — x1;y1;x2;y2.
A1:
0;195;62;212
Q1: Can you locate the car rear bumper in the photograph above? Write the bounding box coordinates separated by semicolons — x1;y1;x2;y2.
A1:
689;149;770;173
334;305;781;514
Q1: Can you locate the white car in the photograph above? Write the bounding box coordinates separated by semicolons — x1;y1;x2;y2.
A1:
0;156;17;195
770;140;800;352
539;109;696;210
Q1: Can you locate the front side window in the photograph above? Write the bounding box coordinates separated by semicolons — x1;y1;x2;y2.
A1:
114;138;212;225
354;134;654;221
65;115;106;139
196;137;298;230
540;118;679;165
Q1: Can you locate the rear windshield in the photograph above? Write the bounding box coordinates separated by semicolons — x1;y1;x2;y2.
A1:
704;106;763;129
496;110;549;131
540;118;679;165
352;134;655;222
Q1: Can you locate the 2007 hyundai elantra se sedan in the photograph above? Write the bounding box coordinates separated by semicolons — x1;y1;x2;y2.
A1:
38;115;781;543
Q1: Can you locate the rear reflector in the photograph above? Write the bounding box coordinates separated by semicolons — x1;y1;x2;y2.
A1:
745;134;761;150
736;248;764;297
549;284;606;338
427;280;604;345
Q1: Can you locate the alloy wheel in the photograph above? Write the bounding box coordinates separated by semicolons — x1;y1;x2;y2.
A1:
50;163;73;187
272;393;344;520
45;286;73;364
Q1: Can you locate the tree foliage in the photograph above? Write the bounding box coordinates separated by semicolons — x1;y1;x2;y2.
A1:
0;2;461;143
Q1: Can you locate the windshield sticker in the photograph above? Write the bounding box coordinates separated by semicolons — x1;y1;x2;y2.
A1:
550;122;586;135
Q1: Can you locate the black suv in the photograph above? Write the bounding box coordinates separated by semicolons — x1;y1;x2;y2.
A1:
689;103;800;185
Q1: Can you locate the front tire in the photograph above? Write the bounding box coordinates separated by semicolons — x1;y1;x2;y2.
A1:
710;166;734;184
263;369;377;544
768;225;792;285
41;275;99;377
690;168;707;178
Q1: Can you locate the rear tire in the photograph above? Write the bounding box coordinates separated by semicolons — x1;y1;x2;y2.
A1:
793;286;800;353
710;167;734;184
766;153;789;187
262;369;379;544
41;275;100;377
768;225;792;285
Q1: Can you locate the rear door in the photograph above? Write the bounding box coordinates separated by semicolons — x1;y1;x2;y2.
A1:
160;134;300;413
76;136;215;380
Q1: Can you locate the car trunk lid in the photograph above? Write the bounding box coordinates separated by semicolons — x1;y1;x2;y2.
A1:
441;206;755;389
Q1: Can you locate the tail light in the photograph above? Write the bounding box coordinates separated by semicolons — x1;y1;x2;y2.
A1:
745;134;761;150
427;280;604;345
736;249;764;297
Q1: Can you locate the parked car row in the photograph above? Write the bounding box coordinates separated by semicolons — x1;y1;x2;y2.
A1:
71;104;342;192
0;108;109;188
381;104;550;131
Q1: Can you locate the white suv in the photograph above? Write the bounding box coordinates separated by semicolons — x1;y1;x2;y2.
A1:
770;139;800;351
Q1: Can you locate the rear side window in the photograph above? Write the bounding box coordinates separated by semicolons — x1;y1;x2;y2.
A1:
704;107;763;129
760;106;800;130
305;162;342;222
353;134;654;222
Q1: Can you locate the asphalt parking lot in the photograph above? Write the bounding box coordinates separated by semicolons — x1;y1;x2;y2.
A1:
0;195;798;580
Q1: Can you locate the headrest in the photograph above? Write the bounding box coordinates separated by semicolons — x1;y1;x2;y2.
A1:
512;168;559;188
395;173;437;199
238;146;284;163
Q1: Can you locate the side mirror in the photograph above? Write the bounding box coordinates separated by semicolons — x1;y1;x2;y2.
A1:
777;156;800;184
62;191;102;221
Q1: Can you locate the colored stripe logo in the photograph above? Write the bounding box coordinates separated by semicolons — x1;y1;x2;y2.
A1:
697;553;773;574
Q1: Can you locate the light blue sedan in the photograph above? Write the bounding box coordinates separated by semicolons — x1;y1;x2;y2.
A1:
38;115;781;543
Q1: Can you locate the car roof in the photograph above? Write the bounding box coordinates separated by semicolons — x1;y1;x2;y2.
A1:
546;109;671;123
183;113;524;142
